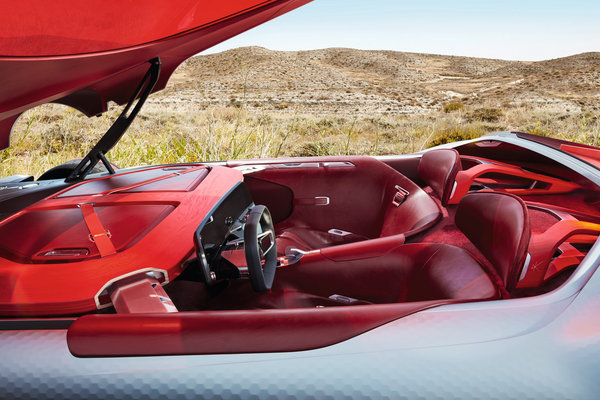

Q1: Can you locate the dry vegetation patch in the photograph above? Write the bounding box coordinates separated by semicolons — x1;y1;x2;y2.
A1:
2;48;600;177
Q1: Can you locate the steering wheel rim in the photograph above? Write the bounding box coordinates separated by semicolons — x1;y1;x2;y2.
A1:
244;205;277;292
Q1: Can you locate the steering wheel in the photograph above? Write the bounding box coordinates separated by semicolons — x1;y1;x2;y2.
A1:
244;205;277;292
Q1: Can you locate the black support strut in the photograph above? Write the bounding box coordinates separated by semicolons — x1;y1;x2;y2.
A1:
66;58;161;182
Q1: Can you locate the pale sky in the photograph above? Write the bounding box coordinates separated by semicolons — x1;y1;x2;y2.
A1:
204;0;600;61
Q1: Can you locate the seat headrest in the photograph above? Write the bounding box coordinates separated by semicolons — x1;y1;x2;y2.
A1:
418;149;462;206
455;192;530;291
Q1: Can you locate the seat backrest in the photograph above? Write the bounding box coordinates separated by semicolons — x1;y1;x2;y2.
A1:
417;149;462;206
455;192;530;291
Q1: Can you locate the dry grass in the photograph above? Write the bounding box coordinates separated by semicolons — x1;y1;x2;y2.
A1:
2;48;600;177
2;100;599;178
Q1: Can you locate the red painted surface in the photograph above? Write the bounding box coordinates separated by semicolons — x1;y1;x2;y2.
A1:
0;0;313;149
0;1;283;56
543;243;586;281
559;144;600;169
67;301;452;356
519;219;600;288
448;158;581;204
0;165;243;316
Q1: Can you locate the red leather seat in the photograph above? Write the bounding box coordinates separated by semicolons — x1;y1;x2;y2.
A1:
275;192;530;303
276;149;462;255
272;156;442;255
403;192;530;299
418;148;462;206
455;191;531;292
275;240;500;302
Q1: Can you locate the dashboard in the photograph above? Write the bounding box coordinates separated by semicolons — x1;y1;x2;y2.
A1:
194;182;255;285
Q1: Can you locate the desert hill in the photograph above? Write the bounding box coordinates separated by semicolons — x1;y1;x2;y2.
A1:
154;47;600;115
4;47;600;177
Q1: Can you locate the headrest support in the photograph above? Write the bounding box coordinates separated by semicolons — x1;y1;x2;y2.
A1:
455;192;530;291
418;149;462;206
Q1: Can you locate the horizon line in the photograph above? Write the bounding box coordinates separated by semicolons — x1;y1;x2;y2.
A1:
199;45;600;63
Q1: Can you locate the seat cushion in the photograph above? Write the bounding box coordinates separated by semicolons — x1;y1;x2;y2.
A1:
406;244;499;301
274;242;499;304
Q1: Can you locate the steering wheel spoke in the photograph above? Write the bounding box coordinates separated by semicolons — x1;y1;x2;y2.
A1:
244;205;277;291
257;230;275;258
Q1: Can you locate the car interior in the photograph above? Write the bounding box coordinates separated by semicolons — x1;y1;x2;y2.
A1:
2;141;599;310
1;59;600;356
2;127;600;355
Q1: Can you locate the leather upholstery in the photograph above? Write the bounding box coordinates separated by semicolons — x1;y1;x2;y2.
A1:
455;192;530;291
275;191;530;304
418;149;462;206
241;156;441;255
378;180;441;238
274;242;499;303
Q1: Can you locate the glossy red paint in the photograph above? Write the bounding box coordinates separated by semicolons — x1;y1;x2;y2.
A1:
1;1;283;56
0;0;312;149
543;243;587;281
1;203;177;263
0;165;243;316
515;131;600;169
448;157;581;204
67;300;451;357
519;219;600;288
559;144;600;169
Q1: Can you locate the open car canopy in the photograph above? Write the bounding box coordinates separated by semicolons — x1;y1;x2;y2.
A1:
0;0;312;150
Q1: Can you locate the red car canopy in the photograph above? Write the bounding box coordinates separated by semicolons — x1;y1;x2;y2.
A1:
0;0;312;149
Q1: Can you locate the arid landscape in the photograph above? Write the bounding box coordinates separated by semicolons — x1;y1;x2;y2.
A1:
2;47;600;177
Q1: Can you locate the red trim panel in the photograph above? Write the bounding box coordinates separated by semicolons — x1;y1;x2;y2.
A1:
519;219;600;288
559;144;600;169
448;158;580;205
0;165;242;316
67;301;449;357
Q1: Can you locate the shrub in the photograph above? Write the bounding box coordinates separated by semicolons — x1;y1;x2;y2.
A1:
443;102;465;113
465;107;504;122
427;125;485;148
